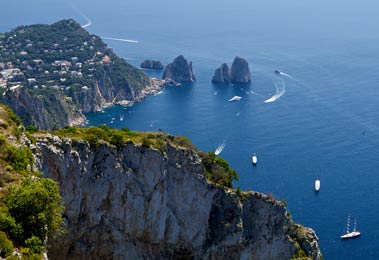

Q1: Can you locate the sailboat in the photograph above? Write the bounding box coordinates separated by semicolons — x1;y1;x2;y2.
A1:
341;216;361;239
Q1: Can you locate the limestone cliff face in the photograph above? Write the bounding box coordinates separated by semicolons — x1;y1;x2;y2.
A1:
141;60;164;70
230;56;251;84
162;55;196;83
212;63;231;85
34;135;322;260
3;88;85;130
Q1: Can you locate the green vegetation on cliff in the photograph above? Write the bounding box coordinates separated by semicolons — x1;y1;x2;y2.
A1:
0;105;64;259
52;125;238;188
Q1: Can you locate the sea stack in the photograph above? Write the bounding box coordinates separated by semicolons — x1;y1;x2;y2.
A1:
140;59;164;70
230;56;251;84
162;55;196;83
212;63;231;85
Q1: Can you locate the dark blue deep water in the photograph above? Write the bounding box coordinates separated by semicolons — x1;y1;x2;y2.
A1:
2;0;379;259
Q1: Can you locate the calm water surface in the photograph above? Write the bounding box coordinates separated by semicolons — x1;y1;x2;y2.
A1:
2;1;379;259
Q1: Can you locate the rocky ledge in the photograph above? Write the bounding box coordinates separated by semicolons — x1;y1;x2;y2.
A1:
212;63;231;85
162;55;196;83
230;56;251;84
141;59;164;70
34;133;322;260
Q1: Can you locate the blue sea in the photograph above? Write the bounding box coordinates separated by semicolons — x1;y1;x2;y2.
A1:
2;0;379;259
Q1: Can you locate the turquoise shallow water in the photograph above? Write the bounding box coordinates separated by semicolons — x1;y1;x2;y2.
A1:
2;0;379;259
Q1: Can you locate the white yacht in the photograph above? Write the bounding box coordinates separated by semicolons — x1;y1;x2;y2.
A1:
315;180;320;191
228;96;242;102
341;216;361;239
252;153;257;165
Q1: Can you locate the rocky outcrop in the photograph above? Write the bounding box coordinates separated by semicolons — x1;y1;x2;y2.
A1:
212;63;231;84
230;56;251;84
0;20;163;130
162;55;196;83
34;134;322;260
141;60;164;70
2;87;85;130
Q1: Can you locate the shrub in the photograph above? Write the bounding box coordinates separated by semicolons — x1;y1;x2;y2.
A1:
25;126;39;133
141;136;152;147
4;178;64;245
0;231;14;257
5;146;33;172
25;236;43;254
110;132;124;148
200;152;239;188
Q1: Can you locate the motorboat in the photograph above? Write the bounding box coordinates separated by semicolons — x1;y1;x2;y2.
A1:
228;96;242;102
341;216;361;239
252;153;257;165
274;70;281;75
315;180;320;192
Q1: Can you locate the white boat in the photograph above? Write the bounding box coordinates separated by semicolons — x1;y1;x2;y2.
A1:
228;96;242;102
120;114;124;121
252;153;257;165
315;180;320;191
341;216;361;239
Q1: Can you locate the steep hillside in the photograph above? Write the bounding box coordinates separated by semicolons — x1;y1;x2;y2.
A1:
0;19;162;130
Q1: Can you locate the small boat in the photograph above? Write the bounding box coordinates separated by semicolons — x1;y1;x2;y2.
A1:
315;180;320;192
341;216;361;239
120;114;124;121
252;153;257;165
228;96;242;102
274;70;281;75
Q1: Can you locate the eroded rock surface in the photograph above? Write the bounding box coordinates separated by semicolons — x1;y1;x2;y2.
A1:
162;55;196;83
34;136;322;260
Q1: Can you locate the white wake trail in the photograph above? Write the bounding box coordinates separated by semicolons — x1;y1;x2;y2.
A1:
215;141;226;155
279;72;293;78
67;2;92;29
264;79;286;103
81;17;92;28
101;37;139;43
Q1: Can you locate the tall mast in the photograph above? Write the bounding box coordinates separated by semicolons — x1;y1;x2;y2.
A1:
346;215;351;234
353;219;357;232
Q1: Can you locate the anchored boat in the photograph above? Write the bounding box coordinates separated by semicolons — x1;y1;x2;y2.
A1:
341;216;361;239
251;153;257;165
228;96;242;102
315;180;320;192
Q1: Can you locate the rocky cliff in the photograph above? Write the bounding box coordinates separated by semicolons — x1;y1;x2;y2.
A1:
230;56;251;84
33;133;322;260
162;55;196;83
212;63;231;85
141;59;164;70
0;20;163;130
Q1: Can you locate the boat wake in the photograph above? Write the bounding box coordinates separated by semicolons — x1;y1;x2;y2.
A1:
278;72;293;78
101;37;139;43
81;16;92;28
215;141;226;155
67;2;92;28
264;79;286;103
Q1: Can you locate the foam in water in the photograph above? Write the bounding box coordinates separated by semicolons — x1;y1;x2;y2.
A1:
279;72;293;78
264;79;286;103
215;141;226;155
101;37;139;43
67;2;92;28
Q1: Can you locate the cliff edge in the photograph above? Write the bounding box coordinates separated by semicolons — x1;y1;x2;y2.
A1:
33;130;322;260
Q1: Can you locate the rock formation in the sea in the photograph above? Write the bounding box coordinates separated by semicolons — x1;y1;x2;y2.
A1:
212;63;231;84
34;132;323;260
140;59;164;70
162;55;196;83
230;56;251;84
